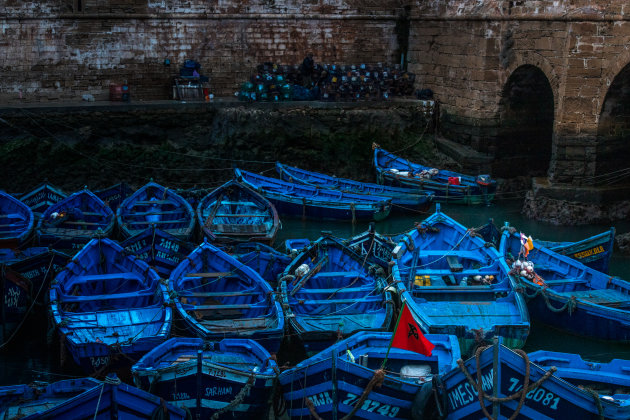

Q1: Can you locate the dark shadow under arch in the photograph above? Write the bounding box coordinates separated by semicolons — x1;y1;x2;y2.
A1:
597;63;630;185
495;65;554;178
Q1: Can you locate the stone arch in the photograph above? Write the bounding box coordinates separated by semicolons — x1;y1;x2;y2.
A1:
596;58;630;182
493;56;556;178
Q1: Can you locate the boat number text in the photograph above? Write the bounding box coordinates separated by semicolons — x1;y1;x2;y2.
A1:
5;288;20;308
507;378;560;409
90;356;109;369
309;391;400;417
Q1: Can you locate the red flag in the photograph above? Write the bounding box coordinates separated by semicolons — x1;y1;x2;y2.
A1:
391;303;435;356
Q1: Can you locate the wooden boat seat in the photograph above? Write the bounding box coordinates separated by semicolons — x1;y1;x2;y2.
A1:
183;291;261;298
133;200;174;205
130;210;184;216
446;255;464;272
126;219;188;225
296;286;372;294
189;303;257;310
60;288;155;302
61;221;104;226
0;213;24;219
314;271;362;278
71;273;141;283
214;213;267;218
213;224;267;233
185;272;232;278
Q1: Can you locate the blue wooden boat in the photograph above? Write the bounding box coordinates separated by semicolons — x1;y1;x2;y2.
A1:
235;168;392;222
18;181;67;219
197;179;280;246
0;377;101;418
0;266;31;345
49;238;172;374
278;331;461;420
121;226;196;279
276;162;434;212
279;233;395;355
536;227;616;274
528;350;630;398
343;222;400;269
230;241;292;288
169;241;284;353
94;181;133;212
500;223;630;343
372;143;496;205
391;205;530;357
475;220;616;274
436;341;630;419
117;181;195;241
132;337;278;419
9;374;187;419
0;191;35;248
36;188;114;252
285;238;311;254
0;247;69;345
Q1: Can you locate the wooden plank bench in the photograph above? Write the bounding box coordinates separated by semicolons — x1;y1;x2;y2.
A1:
446;255;463;272
185;272;232;278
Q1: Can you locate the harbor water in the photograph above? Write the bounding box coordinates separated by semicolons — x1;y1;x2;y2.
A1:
2;198;630;387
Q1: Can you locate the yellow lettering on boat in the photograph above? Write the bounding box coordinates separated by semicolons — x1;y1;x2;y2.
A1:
573;245;604;259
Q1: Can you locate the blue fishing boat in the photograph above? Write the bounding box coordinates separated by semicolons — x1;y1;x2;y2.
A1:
474;220;616;274
7;374;187;419
49;238;172;374
536;227;616;274
278;331;461;420
121;226;196;279
276;162;434;212
117;181;195;241
169;241;284;353
391;205;530;357
500;223;630;342
94;181;133;212
3;248;71;340
285;238;311;254
36;188;114;252
343;222;400;269
372;143;496;205
19;181;67;219
0;266;31;345
279;233;395;355
230;241;292;288
0;191;35;248
0;377;101;418
132;337;278;419
235;168;392;222
528;350;630;398
436;341;630;419
197;179;280;246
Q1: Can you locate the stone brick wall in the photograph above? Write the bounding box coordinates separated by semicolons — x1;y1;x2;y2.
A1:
1;0;405;103
5;0;630;186
405;0;630;184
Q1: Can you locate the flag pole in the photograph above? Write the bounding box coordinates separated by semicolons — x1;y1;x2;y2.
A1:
381;301;406;369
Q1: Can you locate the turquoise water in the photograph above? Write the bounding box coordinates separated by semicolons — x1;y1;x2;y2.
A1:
2;198;630;387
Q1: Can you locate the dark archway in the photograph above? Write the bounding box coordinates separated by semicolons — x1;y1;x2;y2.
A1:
597;63;630;185
495;65;554;178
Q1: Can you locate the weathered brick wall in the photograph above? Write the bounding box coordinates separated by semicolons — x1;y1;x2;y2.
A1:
4;0;630;186
1;0;405;103
406;0;630;184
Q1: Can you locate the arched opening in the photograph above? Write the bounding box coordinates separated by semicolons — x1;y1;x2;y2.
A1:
597;63;630;185
495;65;554;178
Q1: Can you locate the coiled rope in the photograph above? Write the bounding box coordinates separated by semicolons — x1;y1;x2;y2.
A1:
456;346;556;420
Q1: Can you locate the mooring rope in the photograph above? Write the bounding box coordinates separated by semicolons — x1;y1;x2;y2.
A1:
456;347;557;420
340;368;385;420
